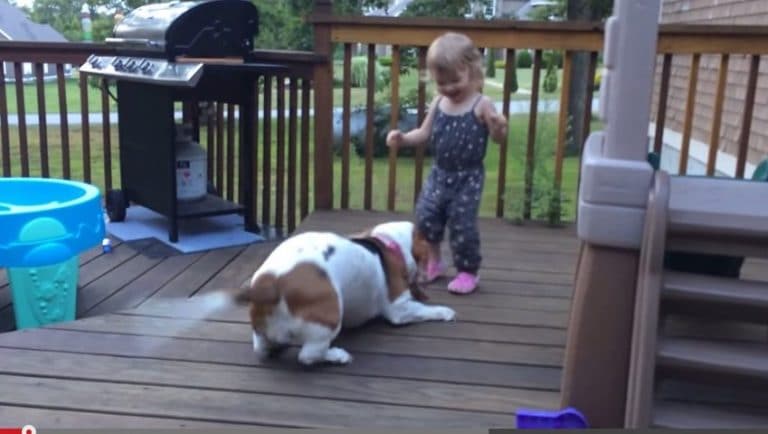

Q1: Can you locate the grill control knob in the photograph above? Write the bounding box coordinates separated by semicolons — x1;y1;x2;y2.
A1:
139;60;155;75
88;56;103;69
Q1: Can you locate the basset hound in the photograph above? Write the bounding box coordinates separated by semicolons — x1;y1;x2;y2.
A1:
233;221;456;366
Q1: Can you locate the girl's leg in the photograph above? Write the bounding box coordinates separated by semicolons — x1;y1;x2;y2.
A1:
415;172;448;283
446;171;484;294
425;240;445;282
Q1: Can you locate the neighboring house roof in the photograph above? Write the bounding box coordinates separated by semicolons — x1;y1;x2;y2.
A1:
0;0;68;42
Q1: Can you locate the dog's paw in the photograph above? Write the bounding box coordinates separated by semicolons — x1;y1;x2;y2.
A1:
252;332;271;360
434;306;457;321
325;347;353;364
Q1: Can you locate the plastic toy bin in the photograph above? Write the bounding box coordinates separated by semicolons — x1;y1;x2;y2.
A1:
0;178;104;329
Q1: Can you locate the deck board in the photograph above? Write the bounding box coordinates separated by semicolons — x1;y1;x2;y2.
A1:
0;209;580;428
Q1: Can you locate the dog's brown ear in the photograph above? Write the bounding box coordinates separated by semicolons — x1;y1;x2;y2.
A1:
411;226;431;270
364;236;416;303
235;273;279;305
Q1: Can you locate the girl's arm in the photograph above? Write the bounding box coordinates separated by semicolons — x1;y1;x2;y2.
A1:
387;95;441;148
476;96;508;144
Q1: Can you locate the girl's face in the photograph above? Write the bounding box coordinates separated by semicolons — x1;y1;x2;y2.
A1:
431;65;472;103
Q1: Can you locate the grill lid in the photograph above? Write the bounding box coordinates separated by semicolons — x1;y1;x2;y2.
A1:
108;0;259;59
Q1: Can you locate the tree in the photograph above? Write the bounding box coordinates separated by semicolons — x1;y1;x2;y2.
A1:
533;0;613;156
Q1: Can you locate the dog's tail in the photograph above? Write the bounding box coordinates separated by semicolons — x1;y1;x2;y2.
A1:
232;273;280;306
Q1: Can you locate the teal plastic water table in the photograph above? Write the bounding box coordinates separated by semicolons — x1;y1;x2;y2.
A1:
0;178;104;329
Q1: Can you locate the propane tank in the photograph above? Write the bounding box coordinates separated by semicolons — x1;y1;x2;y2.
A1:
175;123;207;201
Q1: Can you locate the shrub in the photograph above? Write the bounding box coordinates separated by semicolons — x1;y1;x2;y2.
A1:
543;57;558;93
516;50;533;68
350;55;389;91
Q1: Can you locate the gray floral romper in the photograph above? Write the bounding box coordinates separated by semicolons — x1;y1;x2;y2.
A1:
415;95;488;274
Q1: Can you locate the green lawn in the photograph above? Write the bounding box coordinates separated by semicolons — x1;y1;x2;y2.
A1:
3;65;573;115
335;111;592;222
2;105;595;224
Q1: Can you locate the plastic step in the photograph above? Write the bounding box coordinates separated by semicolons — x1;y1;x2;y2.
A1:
666;176;768;258
662;271;768;322
653;401;768;428
657;336;768;382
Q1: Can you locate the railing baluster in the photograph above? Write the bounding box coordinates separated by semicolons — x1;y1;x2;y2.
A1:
553;50;573;223
288;77;298;233
581;51;598;147
363;43;376;210
205;101;215;189
413;46;427;203
56;64;71;180
34;63;49;178
652;54;672;155
215;102;224;196
276;76;286;232
736;54;760;179
14;62;29;177
706;54;729;176
387;45;401;211
524;49;543;220
341;43;352;209
261;75;273;228
226;103;235;202
79;70;91;183
300;78;311;220
0;66;10;177
251;83;260;227
678;53;700;175
100;78;112;191
497;48;514;218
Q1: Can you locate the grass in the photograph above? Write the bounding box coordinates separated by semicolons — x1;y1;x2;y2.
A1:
3;66;572;116
334;112;593;222
2;109;597;225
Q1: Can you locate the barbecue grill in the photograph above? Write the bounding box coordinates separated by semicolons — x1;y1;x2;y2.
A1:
80;0;288;243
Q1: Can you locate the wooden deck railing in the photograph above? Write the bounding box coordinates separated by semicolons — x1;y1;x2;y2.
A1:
651;25;768;178
308;16;768;224
2;14;768;234
310;14;603;221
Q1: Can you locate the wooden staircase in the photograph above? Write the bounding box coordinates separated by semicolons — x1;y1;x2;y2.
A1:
625;171;768;428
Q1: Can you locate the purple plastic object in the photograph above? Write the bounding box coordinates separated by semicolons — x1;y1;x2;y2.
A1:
516;407;589;429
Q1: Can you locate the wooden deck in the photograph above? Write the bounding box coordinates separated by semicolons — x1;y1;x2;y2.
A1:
0;209;580;428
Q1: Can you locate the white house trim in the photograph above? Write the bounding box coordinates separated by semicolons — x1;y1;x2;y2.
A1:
647;122;757;179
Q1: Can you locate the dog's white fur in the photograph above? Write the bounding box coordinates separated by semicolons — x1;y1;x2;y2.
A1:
242;221;456;366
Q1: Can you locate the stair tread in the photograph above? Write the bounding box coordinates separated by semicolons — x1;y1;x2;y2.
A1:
668;176;768;238
664;271;768;307
657;336;768;379
654;401;768;428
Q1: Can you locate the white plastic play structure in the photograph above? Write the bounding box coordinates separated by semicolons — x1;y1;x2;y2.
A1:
560;0;768;428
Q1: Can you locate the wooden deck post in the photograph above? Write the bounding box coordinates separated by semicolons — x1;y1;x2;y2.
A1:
312;0;334;210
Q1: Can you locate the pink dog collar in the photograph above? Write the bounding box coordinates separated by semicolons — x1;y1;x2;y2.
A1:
373;234;404;262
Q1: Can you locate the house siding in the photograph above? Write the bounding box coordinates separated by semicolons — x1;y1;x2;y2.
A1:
652;0;768;169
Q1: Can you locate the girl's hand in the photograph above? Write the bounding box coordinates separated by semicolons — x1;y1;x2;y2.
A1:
387;130;404;147
488;112;508;140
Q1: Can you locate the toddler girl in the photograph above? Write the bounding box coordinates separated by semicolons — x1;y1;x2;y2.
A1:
386;32;508;294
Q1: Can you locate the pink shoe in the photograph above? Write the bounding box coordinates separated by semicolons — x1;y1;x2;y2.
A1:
421;259;445;283
448;272;479;294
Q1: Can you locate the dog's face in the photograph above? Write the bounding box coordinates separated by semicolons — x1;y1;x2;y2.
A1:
411;227;431;275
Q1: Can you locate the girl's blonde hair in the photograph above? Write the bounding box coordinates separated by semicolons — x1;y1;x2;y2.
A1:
425;32;484;91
